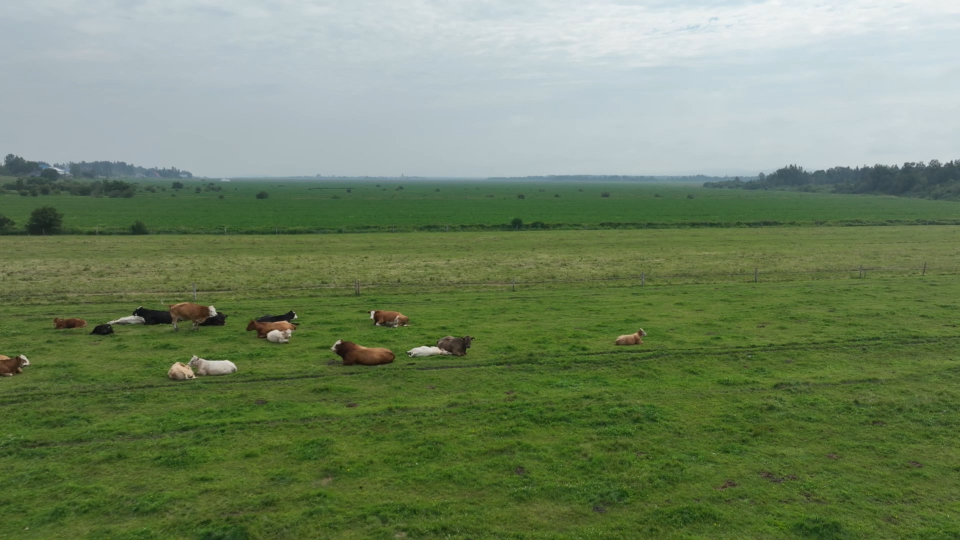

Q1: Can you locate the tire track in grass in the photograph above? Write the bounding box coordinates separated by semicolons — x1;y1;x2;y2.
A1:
2;334;957;405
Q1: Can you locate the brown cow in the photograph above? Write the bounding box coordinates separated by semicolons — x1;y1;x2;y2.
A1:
369;310;409;327
436;336;474;356
246;320;297;338
53;318;87;329
0;354;30;377
615;329;647;345
168;303;217;331
167;362;196;380
330;340;394;366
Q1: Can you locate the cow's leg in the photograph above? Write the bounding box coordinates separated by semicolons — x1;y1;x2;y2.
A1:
1;373;12;377
172;317;179;331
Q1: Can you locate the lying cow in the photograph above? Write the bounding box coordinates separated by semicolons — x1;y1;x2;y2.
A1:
108;315;146;325
246;320;297;338
436;336;474;357
168;303;217;331
132;307;172;325
188;355;237;376
54;318;87;329
0;355;30;377
267;329;292;343
406;346;453;358
331;340;394;366
167;362;196;380
199;313;228;326
256;311;297;323
90;324;114;336
615;329;647;345
369;310;409;327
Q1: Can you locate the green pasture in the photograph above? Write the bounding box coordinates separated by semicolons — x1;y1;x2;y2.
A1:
2;179;960;233
3;228;960;538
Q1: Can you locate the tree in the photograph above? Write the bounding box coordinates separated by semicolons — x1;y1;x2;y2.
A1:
256;191;269;199
26;206;64;235
130;220;149;235
40;168;60;181
510;217;523;230
0;214;14;232
172;181;184;190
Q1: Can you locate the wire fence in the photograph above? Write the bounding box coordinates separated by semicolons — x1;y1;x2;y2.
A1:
2;262;948;305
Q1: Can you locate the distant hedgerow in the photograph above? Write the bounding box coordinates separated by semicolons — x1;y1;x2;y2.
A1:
256;191;269;200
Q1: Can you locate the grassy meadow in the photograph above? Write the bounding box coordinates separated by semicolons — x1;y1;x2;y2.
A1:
3;221;960;539
3;178;960;233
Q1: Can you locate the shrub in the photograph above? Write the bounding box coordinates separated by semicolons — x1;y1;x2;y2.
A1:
0;214;14;232
510;217;523;230
26;206;63;235
256;191;269;200
172;181;184;190
130;220;149;235
687;194;695;199
195;187;202;193
517;194;525;199
601;192;610;198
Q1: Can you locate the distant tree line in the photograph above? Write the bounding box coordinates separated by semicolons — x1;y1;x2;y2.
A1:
704;160;960;200
0;153;192;179
488;174;724;182
2;175;138;198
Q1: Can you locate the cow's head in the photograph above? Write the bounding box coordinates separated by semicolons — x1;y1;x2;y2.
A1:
290;311;298;320
133;306;144;316
638;329;647;337
463;336;474;349
208;306;217;317
331;339;343;353
188;355;201;368
16;355;29;367
246;320;258;331
369;310;377;320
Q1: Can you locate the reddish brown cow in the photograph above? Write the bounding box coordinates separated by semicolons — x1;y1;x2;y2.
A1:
369;310;409;327
168;303;217;331
330;340;394;366
53;318;87;329
246;320;297;338
0;354;30;377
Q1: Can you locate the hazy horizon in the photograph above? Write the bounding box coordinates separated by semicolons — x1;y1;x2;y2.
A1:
2;0;958;178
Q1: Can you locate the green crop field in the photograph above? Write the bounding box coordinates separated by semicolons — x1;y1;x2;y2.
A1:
3;222;960;539
2;179;960;234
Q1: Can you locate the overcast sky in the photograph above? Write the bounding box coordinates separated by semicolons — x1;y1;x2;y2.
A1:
1;1;958;178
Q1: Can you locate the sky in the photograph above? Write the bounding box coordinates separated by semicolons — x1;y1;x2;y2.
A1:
1;0;958;178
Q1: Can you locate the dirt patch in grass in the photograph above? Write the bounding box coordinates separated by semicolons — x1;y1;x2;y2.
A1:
715;480;738;490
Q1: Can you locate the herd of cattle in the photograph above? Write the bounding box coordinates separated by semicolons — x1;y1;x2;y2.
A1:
3;303;646;378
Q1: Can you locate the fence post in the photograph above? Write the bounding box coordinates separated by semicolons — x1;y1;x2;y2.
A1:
512;277;516;292
859;265;863;279
641;271;645;287
224;226;227;235
355;279;360;296
192;283;197;301
922;262;926;276
754;268;758;283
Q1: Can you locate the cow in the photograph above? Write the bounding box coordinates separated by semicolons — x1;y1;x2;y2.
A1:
267;329;292;343
199;313;228;326
436;336;474;357
369;310;409;327
90;324;114;336
246;320;297;338
108;315;146;325
0;355;30;377
168;303;217;331
406;346;453;358
615;329;647;346
331;340;394;366
188;355;237;376
256;311;297;323
53;318;87;329
132;307;172;325
167;362;196;380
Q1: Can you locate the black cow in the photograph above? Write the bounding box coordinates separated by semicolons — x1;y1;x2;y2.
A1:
132;306;172;325
199;313;228;326
436;336;474;357
90;324;114;336
256;311;297;323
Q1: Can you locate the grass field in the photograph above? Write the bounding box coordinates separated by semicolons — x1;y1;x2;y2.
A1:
3;226;960;539
3;179;960;233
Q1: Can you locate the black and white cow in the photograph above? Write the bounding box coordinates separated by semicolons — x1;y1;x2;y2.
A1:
256;311;297;323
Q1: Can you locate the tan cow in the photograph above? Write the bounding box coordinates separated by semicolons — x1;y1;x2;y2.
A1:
369;310;409;327
615;329;647;345
0;355;30;377
168;303;217;331
167;362;196;380
330;340;394;366
246;320;297;338
53;318;87;329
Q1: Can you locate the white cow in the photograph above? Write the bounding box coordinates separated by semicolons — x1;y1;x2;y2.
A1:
406;346;453;358
167;362;196;380
188;355;237;376
108;315;146;325
266;329;292;343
